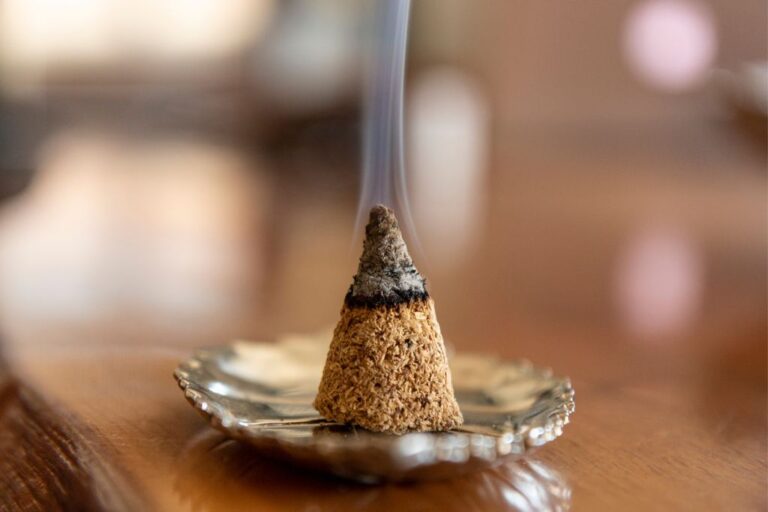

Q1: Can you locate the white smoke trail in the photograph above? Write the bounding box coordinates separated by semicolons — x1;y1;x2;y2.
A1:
355;0;421;254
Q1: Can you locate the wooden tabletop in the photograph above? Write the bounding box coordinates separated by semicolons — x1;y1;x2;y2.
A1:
0;130;765;511
2;312;765;511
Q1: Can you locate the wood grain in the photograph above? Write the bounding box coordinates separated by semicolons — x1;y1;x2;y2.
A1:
0;363;146;512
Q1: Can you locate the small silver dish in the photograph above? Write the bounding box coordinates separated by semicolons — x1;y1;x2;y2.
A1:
174;334;575;482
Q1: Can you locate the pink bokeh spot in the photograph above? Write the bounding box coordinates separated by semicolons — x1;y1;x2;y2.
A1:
615;225;704;342
623;0;717;91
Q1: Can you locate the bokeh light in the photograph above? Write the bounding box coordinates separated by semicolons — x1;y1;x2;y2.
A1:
408;68;489;267
615;225;704;341
623;0;716;91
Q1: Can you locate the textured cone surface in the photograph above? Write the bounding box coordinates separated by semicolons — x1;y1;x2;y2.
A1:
314;206;463;433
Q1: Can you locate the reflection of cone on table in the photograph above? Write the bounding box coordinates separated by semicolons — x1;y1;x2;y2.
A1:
314;205;462;433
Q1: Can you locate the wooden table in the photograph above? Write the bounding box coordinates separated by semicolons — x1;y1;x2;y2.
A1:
2;314;765;512
1;130;765;511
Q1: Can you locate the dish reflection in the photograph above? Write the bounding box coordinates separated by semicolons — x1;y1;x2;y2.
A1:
175;429;571;512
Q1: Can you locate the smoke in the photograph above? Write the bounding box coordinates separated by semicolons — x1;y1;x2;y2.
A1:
355;0;421;253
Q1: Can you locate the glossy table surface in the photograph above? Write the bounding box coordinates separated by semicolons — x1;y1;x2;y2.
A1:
2;313;765;511
0;128;765;511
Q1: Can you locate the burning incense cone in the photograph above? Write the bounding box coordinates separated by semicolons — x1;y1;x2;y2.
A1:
314;205;463;433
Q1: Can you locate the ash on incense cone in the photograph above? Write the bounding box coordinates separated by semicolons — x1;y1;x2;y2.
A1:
314;205;463;433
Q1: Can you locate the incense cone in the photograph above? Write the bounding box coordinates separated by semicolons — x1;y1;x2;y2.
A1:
314;205;463;433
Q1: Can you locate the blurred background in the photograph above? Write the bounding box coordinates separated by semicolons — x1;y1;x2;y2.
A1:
0;0;764;403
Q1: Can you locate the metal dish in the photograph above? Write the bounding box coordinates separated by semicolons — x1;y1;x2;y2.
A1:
174;334;574;482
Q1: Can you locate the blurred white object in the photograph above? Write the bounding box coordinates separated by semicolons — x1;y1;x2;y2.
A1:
0;135;120;319
0;0;274;87
623;0;716;91
0;131;269;332
615;225;704;341
408;68;489;267
133;0;273;60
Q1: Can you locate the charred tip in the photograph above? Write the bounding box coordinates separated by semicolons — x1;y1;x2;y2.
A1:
347;205;427;307
367;204;397;228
